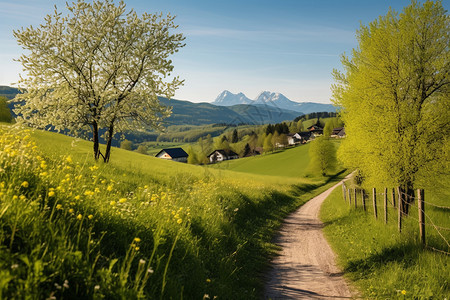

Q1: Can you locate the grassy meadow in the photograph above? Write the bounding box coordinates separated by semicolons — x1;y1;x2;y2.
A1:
320;180;450;299
0;124;347;299
211;140;341;178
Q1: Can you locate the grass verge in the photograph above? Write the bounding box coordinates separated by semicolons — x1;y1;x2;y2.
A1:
320;185;449;299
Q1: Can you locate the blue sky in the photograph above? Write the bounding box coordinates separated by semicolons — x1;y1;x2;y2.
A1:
1;0;444;104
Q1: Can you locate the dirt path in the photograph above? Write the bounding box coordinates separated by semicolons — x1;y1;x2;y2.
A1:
264;178;353;299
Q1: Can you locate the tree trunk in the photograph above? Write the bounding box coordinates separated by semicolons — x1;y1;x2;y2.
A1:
93;121;101;161
399;183;415;216
104;122;115;163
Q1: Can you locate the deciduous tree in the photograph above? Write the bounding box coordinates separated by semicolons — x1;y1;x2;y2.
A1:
332;0;449;212
13;0;185;162
308;136;337;176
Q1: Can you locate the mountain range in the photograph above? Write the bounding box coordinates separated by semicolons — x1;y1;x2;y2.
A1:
1;85;335;126
212;90;335;114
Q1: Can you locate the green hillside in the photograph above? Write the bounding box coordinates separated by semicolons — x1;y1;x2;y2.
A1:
211;145;311;177
0;124;346;299
211;140;342;178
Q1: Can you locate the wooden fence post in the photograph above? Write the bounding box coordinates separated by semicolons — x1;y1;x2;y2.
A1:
354;188;357;209
384;188;388;224
362;189;366;211
342;183;346;202
372;188;377;219
348;188;351;206
418;189;425;245
391;188;396;207
397;187;402;233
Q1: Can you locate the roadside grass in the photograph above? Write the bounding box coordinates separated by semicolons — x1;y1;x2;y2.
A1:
1;125;347;299
320;185;450;299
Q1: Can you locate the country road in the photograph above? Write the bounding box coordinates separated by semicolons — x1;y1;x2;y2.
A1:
264;177;354;299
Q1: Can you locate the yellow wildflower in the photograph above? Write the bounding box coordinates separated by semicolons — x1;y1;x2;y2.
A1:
69;208;74;214
21;181;29;188
401;290;406;295
56;204;63;210
206;278;211;283
110;201;116;206
66;156;72;163
119;198;127;203
134;237;141;243
12;195;18;201
177;218;182;224
76;214;82;220
106;185;113;192
74;195;81;200
88;214;94;220
48;191;55;197
135;247;139;251
19;195;26;200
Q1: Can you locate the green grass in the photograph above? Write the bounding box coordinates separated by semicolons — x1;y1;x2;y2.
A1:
320;183;450;299
211;140;342;179
0;125;347;299
210;145;312;177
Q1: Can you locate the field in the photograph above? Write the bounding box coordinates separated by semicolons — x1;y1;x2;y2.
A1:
320;181;450;298
211;140;341;178
0;124;347;299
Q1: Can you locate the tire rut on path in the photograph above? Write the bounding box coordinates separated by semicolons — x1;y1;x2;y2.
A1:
264;177;353;299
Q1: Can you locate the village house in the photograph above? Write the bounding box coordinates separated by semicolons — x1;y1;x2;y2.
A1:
287;133;302;145
307;124;323;137
155;148;189;163
208;149;239;163
294;132;312;143
331;127;346;138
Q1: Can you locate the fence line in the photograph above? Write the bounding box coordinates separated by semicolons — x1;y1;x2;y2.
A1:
341;183;449;254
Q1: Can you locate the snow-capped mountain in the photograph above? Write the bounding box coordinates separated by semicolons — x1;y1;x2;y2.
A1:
212;90;336;114
254;91;298;110
212;90;252;106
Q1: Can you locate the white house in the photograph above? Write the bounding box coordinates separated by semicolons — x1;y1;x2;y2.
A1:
155;148;189;163
208;149;239;163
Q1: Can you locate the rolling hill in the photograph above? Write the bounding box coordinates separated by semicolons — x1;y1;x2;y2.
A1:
2;85;300;125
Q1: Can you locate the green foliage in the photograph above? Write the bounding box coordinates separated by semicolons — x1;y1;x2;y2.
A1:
320;185;450;298
120;140;133;151
13;0;184;162
231;129;239;143
136;145;148;155
332;1;449;190
263;133;273;152
308;137;337;176
323;117;344;137
0;96;13;123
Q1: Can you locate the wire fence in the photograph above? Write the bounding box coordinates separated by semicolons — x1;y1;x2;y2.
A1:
342;183;450;256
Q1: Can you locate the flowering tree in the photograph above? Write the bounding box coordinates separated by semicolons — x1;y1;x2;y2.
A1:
13;0;185;162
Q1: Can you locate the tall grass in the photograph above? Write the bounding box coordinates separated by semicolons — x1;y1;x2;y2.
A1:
0;125;348;299
320;184;449;299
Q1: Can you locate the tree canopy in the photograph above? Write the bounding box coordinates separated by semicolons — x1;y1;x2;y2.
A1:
332;1;449;194
308;136;337;176
13;0;185;162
